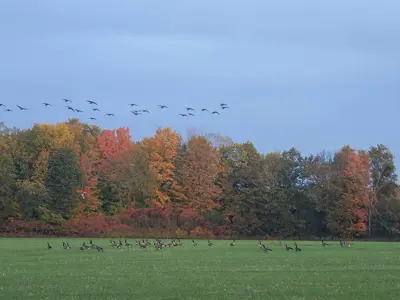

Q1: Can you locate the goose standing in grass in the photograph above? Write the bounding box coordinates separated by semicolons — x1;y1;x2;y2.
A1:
125;239;133;247
294;242;301;252
47;242;52;250
89;240;99;249
340;240;351;247
285;244;293;251
80;242;87;251
259;241;272;252
154;240;163;250
110;240;121;248
208;240;213;246
192;240;199;246
62;242;71;249
320;238;328;246
229;240;236;247
138;241;147;248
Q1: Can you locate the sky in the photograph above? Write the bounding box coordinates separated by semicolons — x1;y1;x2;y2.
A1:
0;0;399;166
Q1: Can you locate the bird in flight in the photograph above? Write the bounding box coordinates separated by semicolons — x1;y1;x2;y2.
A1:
211;111;220;115
66;106;75;112
201;108;209;112
220;103;228;107
75;109;84;113
4;109;12;112
42;103;52;107
0;104;5;107
158;105;168;109
221;106;229;109
129;103;138;107
62;99;72;103
185;107;195;111
105;113;115;116
16;105;28;110
92;108;100;111
89;117;97;120
87;100;98;105
178;113;188;117
140;110;149;113
188;113;195;116
131;110;140;115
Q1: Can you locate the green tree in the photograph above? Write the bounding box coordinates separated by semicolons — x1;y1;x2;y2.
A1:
0;153;18;222
369;144;399;236
45;148;81;217
302;152;333;237
220;142;265;235
104;146;155;212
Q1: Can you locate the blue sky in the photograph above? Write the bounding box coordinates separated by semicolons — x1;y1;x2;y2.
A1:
1;1;399;166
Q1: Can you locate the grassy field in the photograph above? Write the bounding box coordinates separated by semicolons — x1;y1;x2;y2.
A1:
1;239;400;300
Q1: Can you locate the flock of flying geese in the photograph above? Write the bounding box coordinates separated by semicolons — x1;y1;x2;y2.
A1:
45;238;351;252
0;99;230;121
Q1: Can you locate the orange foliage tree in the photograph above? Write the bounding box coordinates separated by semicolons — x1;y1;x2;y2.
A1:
141;127;185;207
327;146;372;236
177;136;224;211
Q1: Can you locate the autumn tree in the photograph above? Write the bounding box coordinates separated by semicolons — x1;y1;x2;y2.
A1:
98;127;134;161
97;127;135;214
176;136;224;212
141;127;184;207
1;118;400;239
327;146;371;237
30;123;74;153
74;148;101;216
16;149;51;220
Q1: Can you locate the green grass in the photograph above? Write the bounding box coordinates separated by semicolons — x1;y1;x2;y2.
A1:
1;239;400;300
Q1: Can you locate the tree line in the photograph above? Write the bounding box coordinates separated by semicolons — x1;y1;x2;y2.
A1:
0;119;399;239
